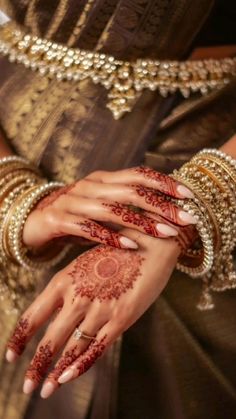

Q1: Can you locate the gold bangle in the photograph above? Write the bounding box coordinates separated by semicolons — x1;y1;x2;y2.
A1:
7;182;71;270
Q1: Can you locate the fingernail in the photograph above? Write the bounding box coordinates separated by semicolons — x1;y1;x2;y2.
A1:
156;223;178;236
119;236;138;249
23;379;36;394
178;210;198;224
177;185;194;199
6;349;17;363
40;381;56;399
58;368;75;384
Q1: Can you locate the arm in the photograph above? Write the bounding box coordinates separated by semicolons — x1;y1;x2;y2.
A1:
6;134;236;397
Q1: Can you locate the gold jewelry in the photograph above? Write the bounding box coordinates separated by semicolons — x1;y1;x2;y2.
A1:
173;183;215;276
172;149;236;310
0;179;38;262
0;22;235;119
0;155;72;313
74;328;96;341
6;182;71;270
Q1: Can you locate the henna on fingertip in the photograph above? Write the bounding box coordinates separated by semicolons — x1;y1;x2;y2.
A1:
73;219;138;249
58;336;107;384
134;167;194;199
133;184;197;225
103;202;178;237
6;316;31;361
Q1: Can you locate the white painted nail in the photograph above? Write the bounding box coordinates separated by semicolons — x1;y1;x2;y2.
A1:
156;223;178;236
23;379;36;394
178;210;198;224
120;236;138;249
177;185;194;198
58;368;75;384
40;381;55;399
6;349;17;363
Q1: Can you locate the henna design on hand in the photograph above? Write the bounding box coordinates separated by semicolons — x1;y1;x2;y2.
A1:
135;167;177;196
68;246;144;302
103;202;159;237
25;342;53;383
7;317;30;355
174;224;198;255
75;220;125;248
75;336;107;377
134;184;180;224
36;183;76;210
47;345;80;381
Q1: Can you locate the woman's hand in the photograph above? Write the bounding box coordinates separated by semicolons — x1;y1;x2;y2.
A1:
23;167;195;250
6;227;183;399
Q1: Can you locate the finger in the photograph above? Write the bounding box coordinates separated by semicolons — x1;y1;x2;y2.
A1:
40;304;108;399
86;167;194;199
55;214;138;249
22;303;85;395
56;320;118;386
6;284;62;362
61;197;178;238
69;181;196;226
129;184;197;225
102;202;179;237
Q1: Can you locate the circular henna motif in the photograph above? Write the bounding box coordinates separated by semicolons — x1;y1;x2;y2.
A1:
68;246;144;302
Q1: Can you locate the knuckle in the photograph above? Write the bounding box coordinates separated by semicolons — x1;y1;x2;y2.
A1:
74;179;85;190
43;209;58;229
50;272;65;292
86;170;105;180
72;296;90;313
112;314;127;332
127;186;139;201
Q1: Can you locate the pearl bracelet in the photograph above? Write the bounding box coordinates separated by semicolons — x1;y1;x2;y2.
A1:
7;182;71;270
172;148;236;309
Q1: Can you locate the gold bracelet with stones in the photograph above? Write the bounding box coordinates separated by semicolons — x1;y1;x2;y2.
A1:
198;148;236;177
192;153;236;203
6;182;71;270
172;149;236;309
0;156;71;312
0;155;41;175
191;159;236;237
0;179;37;261
176;163;234;268
172;176;215;276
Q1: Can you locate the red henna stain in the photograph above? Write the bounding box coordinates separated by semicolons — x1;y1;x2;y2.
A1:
103;202;158;237
95;257;119;278
135;167;177;196
7;317;30;355
174;225;198;255
47;345;80;381
75;220;123;248
134;184;180;224
68;246;144;302
25;341;53;383
75;336;107;377
36;183;76;210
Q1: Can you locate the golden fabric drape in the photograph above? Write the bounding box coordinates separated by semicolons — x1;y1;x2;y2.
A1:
0;1;235;418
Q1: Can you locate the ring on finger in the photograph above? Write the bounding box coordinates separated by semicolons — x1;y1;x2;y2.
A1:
74;328;96;341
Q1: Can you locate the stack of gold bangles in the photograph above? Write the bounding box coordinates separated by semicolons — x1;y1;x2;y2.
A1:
0;155;70;312
172;148;236;310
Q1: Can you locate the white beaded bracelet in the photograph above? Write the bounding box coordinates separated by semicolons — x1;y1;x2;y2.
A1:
7;182;71;270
